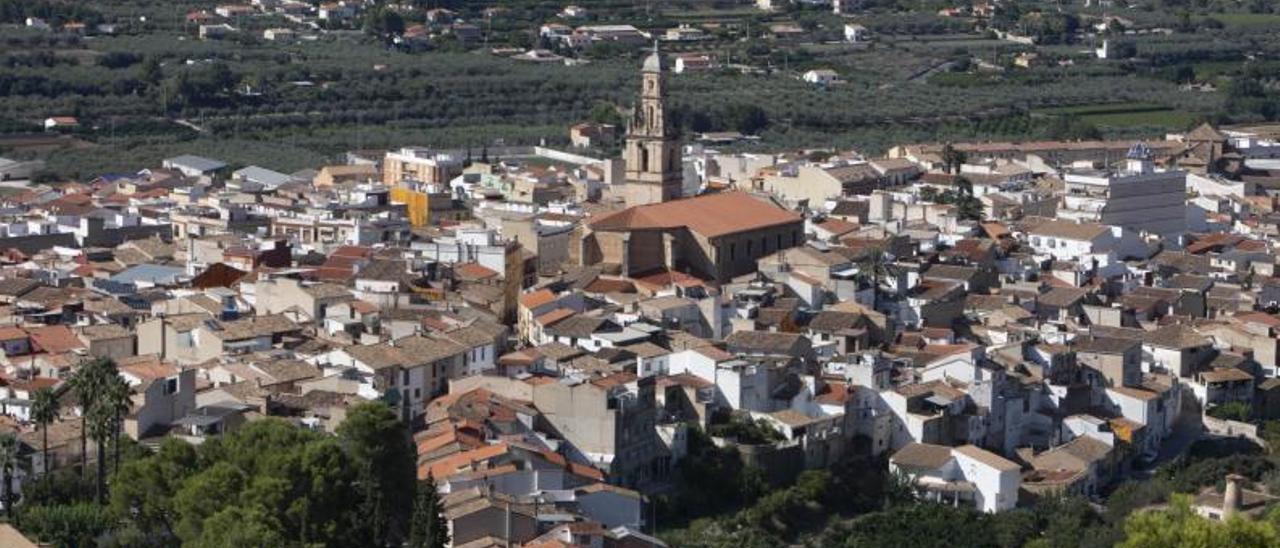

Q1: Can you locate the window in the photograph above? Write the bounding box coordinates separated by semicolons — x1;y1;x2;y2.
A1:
415;388;421;399
165;378;178;395
792;231;798;246
777;234;782;249
730;243;736;260
747;240;753;256
402;370;409;385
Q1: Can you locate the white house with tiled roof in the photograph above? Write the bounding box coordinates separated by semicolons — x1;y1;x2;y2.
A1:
890;442;1021;512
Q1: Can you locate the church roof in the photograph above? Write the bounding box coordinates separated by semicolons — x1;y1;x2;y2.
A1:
642;42;665;72
588;192;801;239
1187;123;1227;142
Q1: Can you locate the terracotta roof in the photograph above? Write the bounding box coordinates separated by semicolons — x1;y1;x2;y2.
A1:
584;277;636;294
535;308;575;327
420;443;510;480
519;289;556;309
454;262;498;281
27;325;85;353
815;218;859;236
120;356;179;382
588;191;800;239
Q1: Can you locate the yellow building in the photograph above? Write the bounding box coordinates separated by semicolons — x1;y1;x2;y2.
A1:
390;182;470;227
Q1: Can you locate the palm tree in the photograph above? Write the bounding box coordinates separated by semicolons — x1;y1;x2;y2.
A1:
856;246;897;311
30;387;59;477
941;143;967;175
68;359;105;481
0;431;17;520
953;176;984;221
99;374;132;474
68;358;111;482
87;402;114;505
955;195;985;221
80;361;127;506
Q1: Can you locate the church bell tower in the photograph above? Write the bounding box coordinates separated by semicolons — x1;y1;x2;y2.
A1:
624;43;683;207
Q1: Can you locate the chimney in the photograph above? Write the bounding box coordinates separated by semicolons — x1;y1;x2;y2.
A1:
1223;474;1244;519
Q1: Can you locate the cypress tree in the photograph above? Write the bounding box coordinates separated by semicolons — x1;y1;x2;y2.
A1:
409;474;450;548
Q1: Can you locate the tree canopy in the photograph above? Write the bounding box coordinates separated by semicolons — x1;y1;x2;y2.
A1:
20;402;416;547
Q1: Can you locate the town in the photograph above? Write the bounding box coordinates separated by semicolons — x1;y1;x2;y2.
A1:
3;0;1280;547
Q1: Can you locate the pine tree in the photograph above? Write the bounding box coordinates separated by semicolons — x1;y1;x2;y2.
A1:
408;475;449;548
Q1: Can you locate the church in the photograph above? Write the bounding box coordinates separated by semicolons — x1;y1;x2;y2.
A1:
579;46;804;284
622;43;684;207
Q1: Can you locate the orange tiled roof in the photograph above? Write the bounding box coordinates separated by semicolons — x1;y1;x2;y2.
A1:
27;325;85;354
519;289;556;309
588;191;800;239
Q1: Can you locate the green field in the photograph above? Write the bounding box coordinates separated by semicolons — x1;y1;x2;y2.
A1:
1078;109;1201;129
1201;13;1280;29
1;0;1269;180
1034;102;1202;131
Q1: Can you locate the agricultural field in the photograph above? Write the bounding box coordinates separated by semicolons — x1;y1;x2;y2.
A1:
1;0;1278;180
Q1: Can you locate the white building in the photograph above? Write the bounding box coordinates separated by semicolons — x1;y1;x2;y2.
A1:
889;442;1021;513
802;69;839;85
666;347;774;412
1059;143;1188;237
673;54;715;74
833;0;862;14
843;24;869;43
1023;219;1150;261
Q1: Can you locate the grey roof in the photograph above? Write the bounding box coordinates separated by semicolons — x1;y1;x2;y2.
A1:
164;154;226;173
642;43;665;72
356;259;408;282
808;310;864;333
233;165;296;187
548;316;618;339
0;278;41;297
109;264;186;285
1038;287;1088;308
1075;336;1138;355
891;442;953;471
725;330;807;354
922;264;978;282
